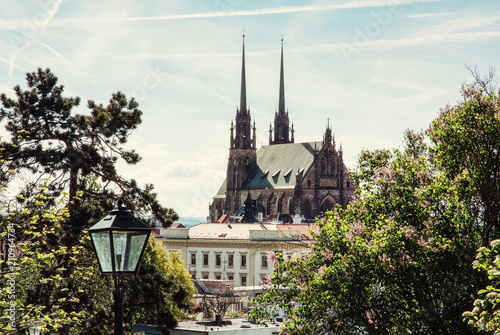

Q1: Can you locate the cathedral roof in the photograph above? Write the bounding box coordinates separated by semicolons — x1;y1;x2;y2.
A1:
245;141;320;190
213;141;321;198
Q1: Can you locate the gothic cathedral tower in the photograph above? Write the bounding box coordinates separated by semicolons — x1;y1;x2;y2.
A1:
226;34;257;215
269;38;294;145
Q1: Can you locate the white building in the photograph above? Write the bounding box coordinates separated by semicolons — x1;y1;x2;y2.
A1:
158;222;317;288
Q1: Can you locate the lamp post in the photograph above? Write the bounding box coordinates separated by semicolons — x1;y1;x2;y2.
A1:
28;321;41;335
86;198;153;335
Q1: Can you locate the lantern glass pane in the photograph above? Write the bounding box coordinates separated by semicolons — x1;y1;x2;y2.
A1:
91;231;113;272
112;231;148;272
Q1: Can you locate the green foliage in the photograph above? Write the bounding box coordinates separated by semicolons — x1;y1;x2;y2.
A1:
463;239;500;332
429;85;500;246
438;84;500;334
0;67;178;228
125;240;195;333
0;68;185;334
252;82;500;333
0;186;113;334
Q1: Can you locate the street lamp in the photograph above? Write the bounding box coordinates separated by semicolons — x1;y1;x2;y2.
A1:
28;321;41;335
86;198;153;335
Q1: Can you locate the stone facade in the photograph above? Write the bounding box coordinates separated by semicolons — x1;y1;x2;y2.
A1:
209;37;355;222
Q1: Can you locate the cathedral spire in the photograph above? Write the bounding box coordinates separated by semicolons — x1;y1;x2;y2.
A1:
232;32;254;150
270;35;293;145
278;37;285;115
239;33;247;114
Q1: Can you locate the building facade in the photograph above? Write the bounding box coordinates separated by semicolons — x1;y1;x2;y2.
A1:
209;36;355;222
159;222;316;287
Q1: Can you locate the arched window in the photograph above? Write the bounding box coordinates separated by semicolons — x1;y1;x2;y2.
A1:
320;198;334;214
276;196;282;214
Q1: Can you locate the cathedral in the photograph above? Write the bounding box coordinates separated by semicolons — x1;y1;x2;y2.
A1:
209;36;355;222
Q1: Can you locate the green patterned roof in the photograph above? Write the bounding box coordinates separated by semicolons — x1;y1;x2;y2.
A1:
246;142;320;190
214;142;321;197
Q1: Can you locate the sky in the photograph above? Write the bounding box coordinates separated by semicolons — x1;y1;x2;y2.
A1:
1;0;499;218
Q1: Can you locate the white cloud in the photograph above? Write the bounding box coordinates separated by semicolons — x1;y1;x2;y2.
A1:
1;0;499;217
0;0;439;28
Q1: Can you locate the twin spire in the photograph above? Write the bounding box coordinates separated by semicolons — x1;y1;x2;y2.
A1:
233;34;294;149
234;33;293;147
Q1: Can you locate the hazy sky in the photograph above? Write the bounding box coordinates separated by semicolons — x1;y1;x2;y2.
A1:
1;0;499;218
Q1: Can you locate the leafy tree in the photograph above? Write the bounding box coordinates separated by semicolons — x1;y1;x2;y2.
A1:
253;127;487;332
253;77;500;334
456;83;500;334
125;241;195;334
0;68;183;334
0;67;177;235
0;183;112;334
428;84;500;246
463;239;500;333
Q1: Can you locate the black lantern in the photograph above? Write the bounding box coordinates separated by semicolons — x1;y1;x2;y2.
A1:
28;321;41;335
86;198;153;335
87;198;152;275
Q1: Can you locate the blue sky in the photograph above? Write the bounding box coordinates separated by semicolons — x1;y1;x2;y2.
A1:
1;0;499;218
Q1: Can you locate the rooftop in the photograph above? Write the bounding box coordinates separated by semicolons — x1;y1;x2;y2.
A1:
160;222;318;241
214;141;321;198
172;317;280;335
245;142;320;190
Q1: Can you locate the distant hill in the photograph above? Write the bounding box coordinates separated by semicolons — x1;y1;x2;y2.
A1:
175;217;206;228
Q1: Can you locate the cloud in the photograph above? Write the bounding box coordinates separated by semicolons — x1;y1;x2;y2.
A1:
304;30;500;59
114;136;228;217
7;0;438;26
2;0;64;80
413;14;500;35
1;0;498;218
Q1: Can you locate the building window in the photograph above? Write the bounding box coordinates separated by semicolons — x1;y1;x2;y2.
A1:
241;255;247;267
216;254;221;266
191;253;196;265
241;276;247;286
191;274;196;279
228;275;234;281
216;275;221;280
203;253;209;266
202;273;209;279
228;254;234;267
261;255;268;268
